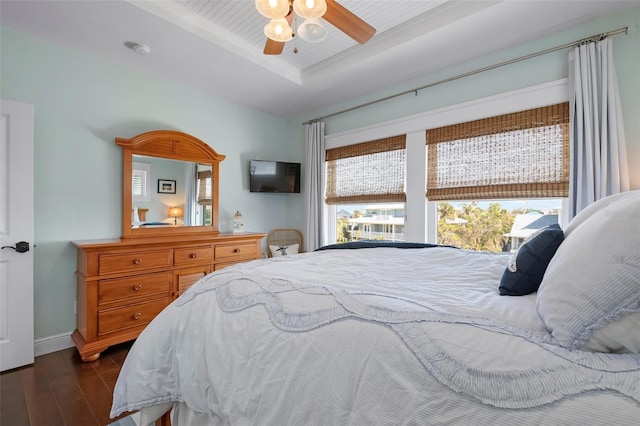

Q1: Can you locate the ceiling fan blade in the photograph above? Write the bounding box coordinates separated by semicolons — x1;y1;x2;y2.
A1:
264;38;286;55
263;10;294;55
324;0;376;44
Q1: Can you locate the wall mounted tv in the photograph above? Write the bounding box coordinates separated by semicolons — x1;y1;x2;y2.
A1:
249;160;301;193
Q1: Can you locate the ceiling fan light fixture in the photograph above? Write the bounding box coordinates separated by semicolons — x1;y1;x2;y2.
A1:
293;0;327;20
255;0;289;19
264;18;294;42
297;19;327;43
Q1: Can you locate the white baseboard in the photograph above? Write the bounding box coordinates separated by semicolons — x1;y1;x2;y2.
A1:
34;331;75;357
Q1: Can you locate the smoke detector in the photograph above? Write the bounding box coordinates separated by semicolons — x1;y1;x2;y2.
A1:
124;42;151;56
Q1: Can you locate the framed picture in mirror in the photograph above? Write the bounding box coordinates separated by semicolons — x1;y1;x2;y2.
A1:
158;179;176;194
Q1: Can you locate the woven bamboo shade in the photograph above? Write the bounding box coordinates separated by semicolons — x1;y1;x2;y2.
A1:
426;103;569;201
326;135;406;205
197;170;212;205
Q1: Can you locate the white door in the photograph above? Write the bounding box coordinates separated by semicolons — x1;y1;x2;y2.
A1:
0;99;35;371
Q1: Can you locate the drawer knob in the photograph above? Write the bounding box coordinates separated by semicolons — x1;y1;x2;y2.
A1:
133;258;142;265
190;253;198;258
133;284;142;291
133;313;142;320
233;248;240;253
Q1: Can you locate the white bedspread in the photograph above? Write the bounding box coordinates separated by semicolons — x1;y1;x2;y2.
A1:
111;247;640;425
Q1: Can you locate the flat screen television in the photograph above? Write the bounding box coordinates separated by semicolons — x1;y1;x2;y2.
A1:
249;160;301;193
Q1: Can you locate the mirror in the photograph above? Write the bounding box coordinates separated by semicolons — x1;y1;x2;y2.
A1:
131;155;213;227
117;130;225;239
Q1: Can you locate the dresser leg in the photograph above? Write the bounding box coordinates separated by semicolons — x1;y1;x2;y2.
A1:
71;329;105;362
81;352;101;362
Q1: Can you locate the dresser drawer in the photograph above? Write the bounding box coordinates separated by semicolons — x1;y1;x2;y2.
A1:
214;259;254;271
98;272;171;305
215;243;258;261
175;265;210;297
98;298;168;336
98;250;172;275
174;246;213;266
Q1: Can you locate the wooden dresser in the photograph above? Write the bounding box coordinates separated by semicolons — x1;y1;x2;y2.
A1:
71;232;265;361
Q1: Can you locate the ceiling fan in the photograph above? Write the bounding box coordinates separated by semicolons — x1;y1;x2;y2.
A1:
256;0;377;55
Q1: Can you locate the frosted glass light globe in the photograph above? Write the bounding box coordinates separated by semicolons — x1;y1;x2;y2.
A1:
297;19;327;42
264;18;294;42
293;0;327;19
255;0;289;19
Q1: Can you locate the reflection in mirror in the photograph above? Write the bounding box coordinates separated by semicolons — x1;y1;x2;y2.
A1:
131;155;212;228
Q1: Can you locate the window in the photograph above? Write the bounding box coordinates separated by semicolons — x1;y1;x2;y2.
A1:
323;80;570;248
197;170;212;205
426;103;569;252
197;169;212;225
132;162;151;202
326;135;407;243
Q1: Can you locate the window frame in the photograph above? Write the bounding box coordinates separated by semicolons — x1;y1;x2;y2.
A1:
324;80;569;246
132;162;151;203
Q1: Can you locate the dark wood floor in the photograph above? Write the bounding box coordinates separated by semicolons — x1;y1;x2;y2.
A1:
0;341;134;426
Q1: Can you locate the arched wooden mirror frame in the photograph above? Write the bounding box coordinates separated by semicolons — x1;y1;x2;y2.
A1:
117;130;225;239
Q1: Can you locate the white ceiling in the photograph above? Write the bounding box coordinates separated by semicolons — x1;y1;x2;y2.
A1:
1;0;637;119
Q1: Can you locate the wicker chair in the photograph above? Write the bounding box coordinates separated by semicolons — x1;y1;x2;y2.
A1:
266;228;304;257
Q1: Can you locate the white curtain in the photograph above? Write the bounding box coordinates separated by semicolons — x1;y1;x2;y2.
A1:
568;38;630;218
304;121;326;251
184;162;197;226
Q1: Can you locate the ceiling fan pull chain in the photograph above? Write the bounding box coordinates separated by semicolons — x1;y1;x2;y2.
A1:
293;14;299;53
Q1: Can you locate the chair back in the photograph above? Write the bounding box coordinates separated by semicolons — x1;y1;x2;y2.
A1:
266;228;304;256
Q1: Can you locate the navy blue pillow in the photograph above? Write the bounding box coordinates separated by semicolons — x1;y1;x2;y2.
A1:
499;224;564;296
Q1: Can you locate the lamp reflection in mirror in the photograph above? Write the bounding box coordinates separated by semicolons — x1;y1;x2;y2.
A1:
169;207;184;226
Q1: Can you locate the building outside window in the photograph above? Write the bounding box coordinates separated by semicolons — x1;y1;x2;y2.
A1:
336;203;405;242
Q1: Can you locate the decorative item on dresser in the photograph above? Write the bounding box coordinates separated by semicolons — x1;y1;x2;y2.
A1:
71;130;265;362
233;210;244;233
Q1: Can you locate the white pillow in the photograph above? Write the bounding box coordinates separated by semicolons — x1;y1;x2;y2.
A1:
536;190;640;351
563;190;634;238
269;243;299;257
582;312;640;353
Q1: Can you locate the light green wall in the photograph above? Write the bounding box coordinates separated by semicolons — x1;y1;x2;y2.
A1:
289;6;640;189
0;27;300;339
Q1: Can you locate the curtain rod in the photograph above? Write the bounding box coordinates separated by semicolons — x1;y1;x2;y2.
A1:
303;26;628;125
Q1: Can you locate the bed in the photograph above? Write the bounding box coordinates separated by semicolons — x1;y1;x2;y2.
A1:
110;191;640;425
